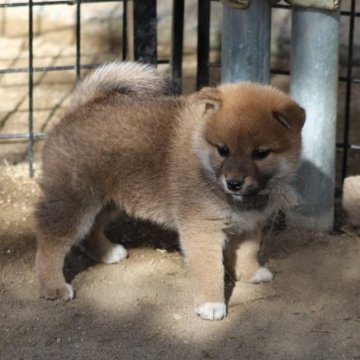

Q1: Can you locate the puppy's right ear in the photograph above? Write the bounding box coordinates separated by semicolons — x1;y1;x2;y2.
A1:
197;87;222;114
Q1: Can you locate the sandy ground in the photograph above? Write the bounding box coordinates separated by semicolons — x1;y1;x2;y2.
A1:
1;2;360;358
0;164;360;360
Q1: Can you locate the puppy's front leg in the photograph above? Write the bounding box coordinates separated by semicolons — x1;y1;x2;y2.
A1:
227;229;273;284
179;224;226;320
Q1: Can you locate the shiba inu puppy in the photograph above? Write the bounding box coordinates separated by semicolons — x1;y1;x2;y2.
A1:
35;62;305;320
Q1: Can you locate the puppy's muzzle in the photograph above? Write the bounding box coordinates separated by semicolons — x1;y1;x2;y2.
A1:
225;176;261;197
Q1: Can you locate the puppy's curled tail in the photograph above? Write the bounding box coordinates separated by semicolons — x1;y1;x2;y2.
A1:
70;61;172;109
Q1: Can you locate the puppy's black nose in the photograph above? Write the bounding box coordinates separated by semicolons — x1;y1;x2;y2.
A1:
226;179;243;192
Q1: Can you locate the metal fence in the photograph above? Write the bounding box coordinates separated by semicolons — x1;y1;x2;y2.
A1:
0;0;183;176
0;0;358;184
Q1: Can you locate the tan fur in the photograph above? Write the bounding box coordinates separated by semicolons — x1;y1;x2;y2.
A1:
226;229;263;282
34;62;305;320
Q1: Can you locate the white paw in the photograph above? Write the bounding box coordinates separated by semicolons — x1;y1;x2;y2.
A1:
64;283;75;300
249;267;273;284
101;244;128;264
195;302;227;321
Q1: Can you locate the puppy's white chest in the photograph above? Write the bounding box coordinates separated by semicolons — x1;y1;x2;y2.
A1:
228;208;270;233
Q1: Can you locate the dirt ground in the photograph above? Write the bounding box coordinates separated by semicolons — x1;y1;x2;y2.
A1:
0;164;359;360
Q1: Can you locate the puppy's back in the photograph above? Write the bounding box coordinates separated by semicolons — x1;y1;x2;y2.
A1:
39;64;184;225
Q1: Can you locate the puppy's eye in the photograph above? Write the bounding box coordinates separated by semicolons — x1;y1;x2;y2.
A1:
253;148;271;160
217;145;230;157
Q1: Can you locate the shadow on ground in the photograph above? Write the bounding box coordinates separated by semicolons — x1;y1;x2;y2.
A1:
1;221;360;360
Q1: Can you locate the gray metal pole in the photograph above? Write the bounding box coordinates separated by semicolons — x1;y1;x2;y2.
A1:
221;0;271;84
290;8;340;230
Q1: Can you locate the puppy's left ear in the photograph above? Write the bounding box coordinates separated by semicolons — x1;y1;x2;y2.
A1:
273;103;306;131
197;87;222;115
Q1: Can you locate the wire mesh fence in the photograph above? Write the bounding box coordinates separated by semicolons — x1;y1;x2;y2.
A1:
0;0;358;186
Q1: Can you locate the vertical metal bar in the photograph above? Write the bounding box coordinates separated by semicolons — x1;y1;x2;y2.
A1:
126;0;134;61
133;0;157;64
122;0;128;60
171;0;184;94
290;8;340;230
221;0;271;84
342;0;356;182
76;0;81;80
196;0;211;90
28;0;34;177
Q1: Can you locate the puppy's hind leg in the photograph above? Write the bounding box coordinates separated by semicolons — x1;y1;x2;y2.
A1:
35;196;100;300
81;206;128;264
36;234;75;300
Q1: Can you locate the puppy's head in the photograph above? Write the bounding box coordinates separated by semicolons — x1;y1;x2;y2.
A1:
193;83;305;208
